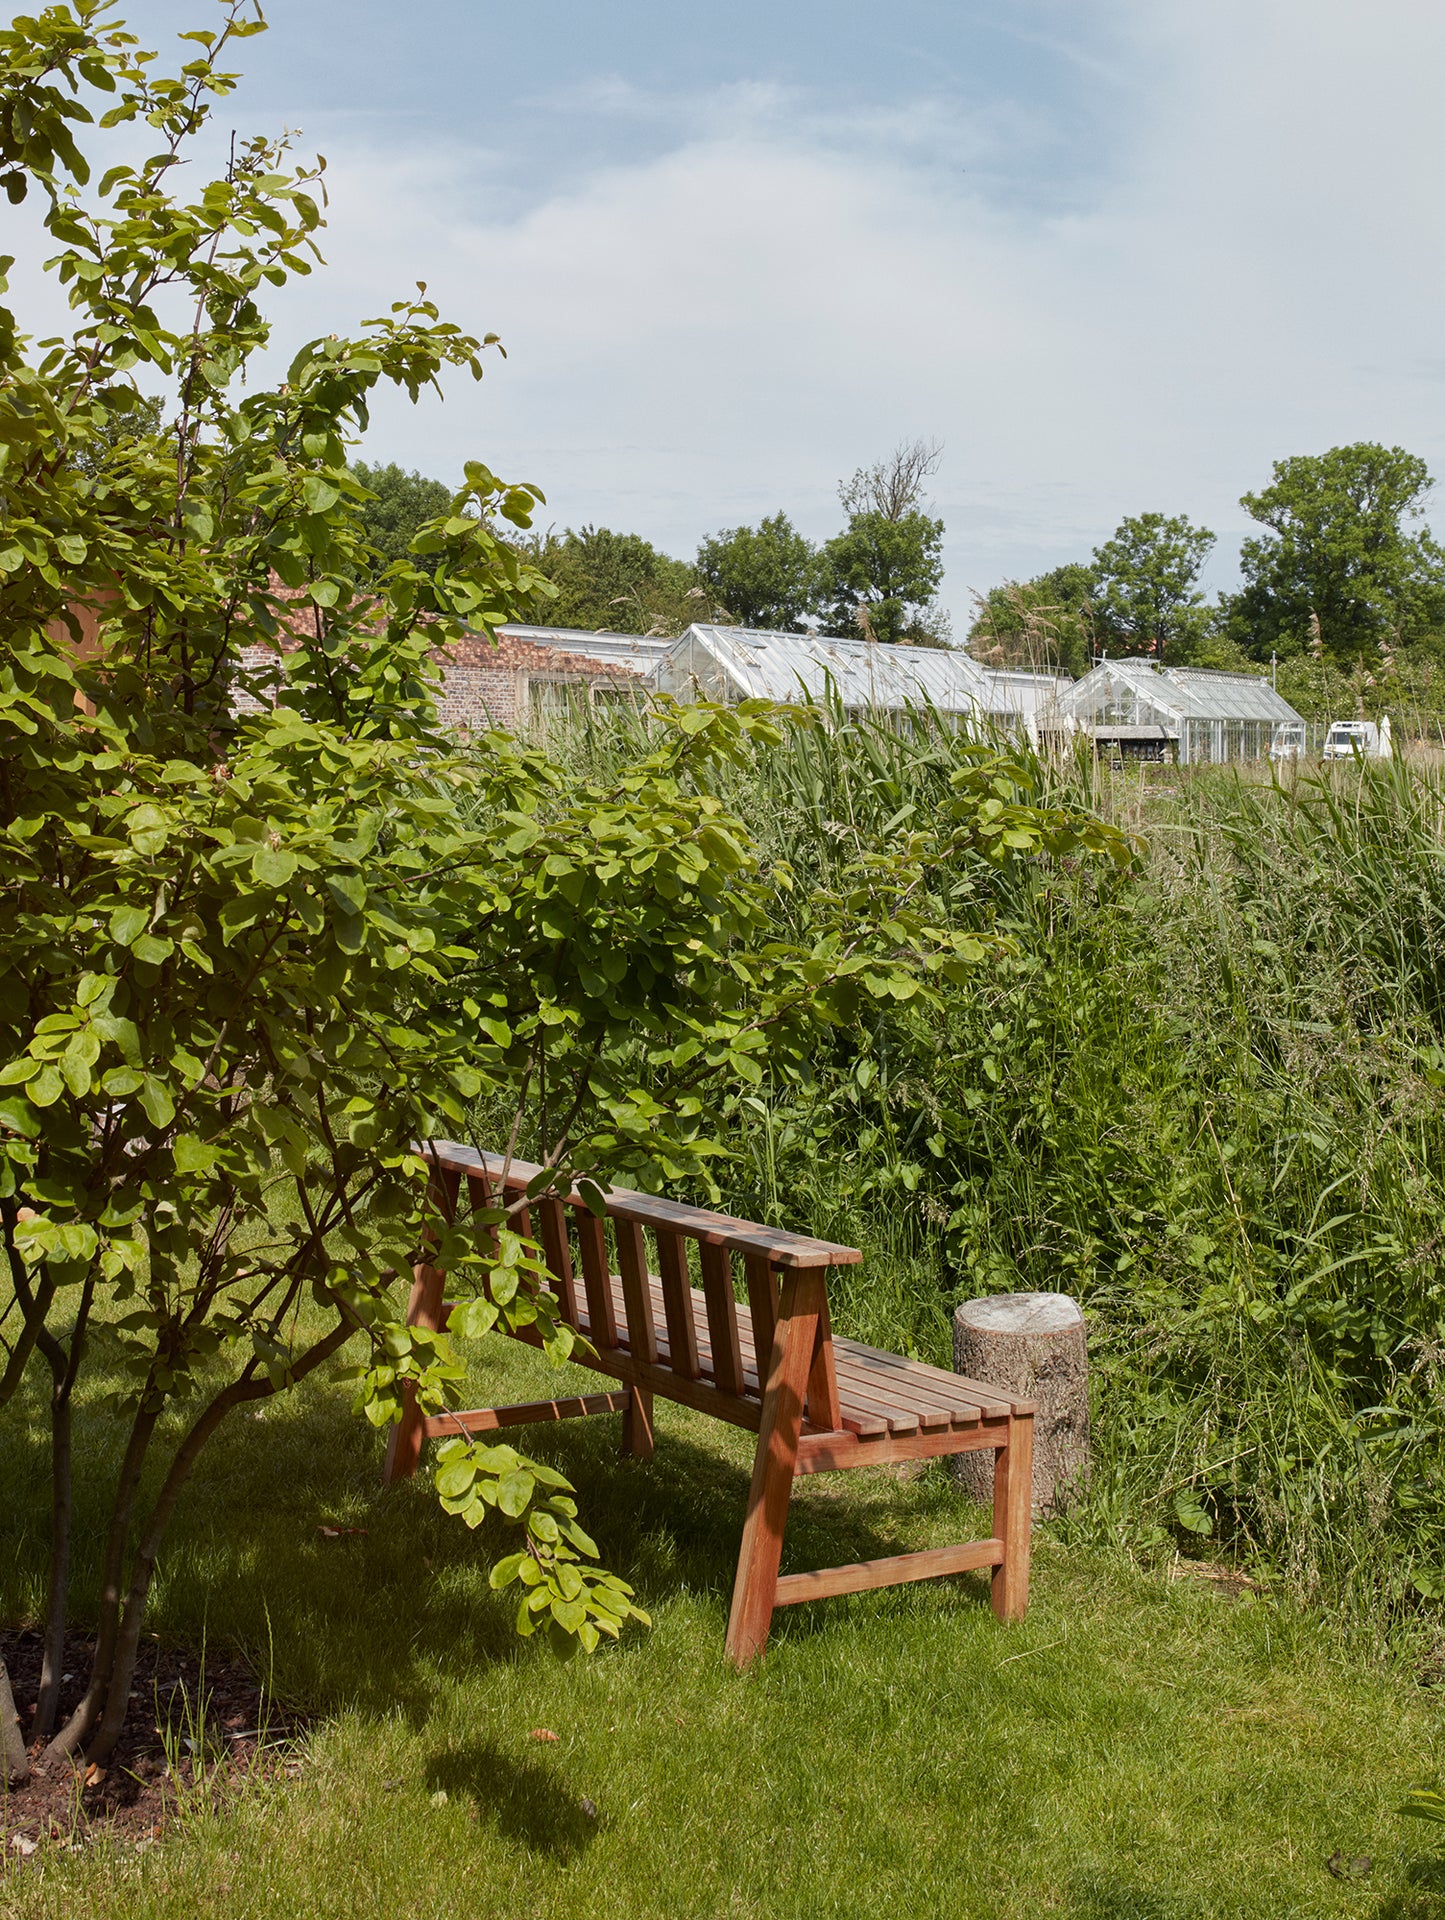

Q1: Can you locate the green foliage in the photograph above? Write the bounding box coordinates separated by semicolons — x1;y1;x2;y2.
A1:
817;440;949;645
967;564;1099;677
1089;511;1217;664
1229;443;1445;663
694;510;816;630
669;721;1445;1620
818;508;945;645
349;459;454;575
527;525;709;636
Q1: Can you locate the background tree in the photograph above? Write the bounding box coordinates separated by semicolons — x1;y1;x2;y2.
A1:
968;564;1098;677
1226;443;1445;663
818;439;947;645
1088;512;1216;664
349;459;453;574
695;511;816;630
527;525;708;636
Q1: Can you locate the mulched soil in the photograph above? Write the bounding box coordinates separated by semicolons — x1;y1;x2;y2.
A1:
1;1627;306;1866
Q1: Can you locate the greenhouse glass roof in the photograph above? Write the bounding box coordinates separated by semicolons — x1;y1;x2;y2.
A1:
1061;659;1304;727
655;625;1066;716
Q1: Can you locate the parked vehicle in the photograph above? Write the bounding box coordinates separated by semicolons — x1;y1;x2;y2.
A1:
1270;721;1307;761
1322;716;1392;760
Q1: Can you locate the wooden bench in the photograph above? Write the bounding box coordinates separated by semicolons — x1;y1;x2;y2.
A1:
383;1141;1034;1666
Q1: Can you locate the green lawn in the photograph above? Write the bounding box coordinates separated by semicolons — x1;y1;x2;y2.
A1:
5;1333;1445;1920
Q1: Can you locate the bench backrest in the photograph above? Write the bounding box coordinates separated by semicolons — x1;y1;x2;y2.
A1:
422;1141;862;1432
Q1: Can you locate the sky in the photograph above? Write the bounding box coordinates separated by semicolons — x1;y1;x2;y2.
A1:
49;2;1445;628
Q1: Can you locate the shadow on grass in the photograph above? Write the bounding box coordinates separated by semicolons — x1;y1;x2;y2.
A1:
1065;1871;1204;1918
1372;1852;1445;1919
423;1738;601;1860
0;1343;998;1738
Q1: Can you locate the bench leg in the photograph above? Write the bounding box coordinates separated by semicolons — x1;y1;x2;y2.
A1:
725;1267;828;1669
620;1384;654;1461
381;1251;448;1487
990;1411;1033;1623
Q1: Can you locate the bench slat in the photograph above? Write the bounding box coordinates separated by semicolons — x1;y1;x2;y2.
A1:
576;1210;618;1349
537;1196;579;1327
839;1337;1026;1418
655;1231;700;1379
701;1242;744;1397
743;1254;778;1379
616;1217;657;1365
831;1347;989;1427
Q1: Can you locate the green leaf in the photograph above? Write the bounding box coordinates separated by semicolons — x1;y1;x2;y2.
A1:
489;1552;529;1590
327;873;366;914
496;1469;534;1518
173;1133;218;1174
1172;1487;1213;1537
138;1075;176;1131
109;904;150;947
253;846;297;888
0;1096;41;1138
436;1458;477;1499
26;1065;64;1108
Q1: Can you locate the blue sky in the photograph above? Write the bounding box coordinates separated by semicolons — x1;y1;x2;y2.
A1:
114;3;1445;628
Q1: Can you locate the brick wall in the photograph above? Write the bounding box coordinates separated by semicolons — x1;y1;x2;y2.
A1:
230;630;641;735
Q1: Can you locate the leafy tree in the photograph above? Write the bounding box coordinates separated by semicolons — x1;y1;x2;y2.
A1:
349;459;453;574
818;441;947;645
695;511;816;630
528;525;707;636
1088;512;1216;664
0;4;1037;1778
968;564;1098;678
1227;444;1445;662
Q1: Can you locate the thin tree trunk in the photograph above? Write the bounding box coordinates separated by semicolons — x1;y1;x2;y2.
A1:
86;1319;355;1769
0;1657;28;1787
31;1280;93;1744
41;1398;159;1767
0;1270;56;1411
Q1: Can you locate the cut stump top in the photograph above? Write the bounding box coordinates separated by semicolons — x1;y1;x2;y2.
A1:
954;1291;1083;1336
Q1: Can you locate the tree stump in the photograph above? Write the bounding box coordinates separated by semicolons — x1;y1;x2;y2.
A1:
953;1292;1089;1514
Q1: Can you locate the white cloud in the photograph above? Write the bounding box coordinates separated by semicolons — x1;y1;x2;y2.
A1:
19;0;1445;625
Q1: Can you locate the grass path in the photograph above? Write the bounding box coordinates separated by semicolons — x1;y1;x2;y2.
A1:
4;1336;1445;1918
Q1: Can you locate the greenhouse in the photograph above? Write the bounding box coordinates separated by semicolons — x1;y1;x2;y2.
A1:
1059;658;1305;764
653;625;1069;735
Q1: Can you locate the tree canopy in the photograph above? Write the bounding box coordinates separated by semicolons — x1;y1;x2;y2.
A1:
818;441;948;645
968;564;1098;678
1227;443;1445;662
695;511;816;630
349;459;454;574
1088;512;1216;665
527;525;707;636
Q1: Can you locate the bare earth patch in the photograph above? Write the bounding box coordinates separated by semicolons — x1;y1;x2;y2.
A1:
1;1628;304;1866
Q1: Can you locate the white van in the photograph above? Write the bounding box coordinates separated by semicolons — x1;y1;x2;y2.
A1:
1270;721;1307;761
1322;716;1392;761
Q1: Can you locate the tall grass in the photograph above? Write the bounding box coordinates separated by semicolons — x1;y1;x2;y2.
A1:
509;703;1445;1630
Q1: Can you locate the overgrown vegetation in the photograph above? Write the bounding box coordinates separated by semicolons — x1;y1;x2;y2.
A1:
541;700;1445;1631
